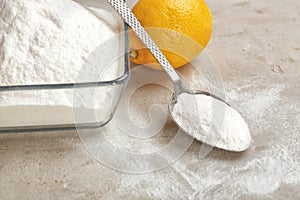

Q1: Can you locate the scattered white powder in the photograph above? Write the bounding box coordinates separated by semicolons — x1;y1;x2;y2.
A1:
171;93;251;151
0;0;119;106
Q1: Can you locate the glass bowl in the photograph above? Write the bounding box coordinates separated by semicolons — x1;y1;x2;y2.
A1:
0;0;129;132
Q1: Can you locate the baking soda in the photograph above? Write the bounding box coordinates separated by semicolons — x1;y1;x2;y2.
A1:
171;93;251;151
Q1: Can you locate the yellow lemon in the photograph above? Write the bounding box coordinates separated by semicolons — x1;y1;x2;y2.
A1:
130;0;212;69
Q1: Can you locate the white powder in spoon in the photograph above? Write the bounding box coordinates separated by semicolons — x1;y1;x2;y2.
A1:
171;93;251;151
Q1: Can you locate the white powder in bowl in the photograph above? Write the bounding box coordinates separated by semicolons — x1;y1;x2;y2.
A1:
171;93;251;151
0;0;119;106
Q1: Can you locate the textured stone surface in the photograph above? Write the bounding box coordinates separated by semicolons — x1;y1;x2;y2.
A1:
0;0;300;199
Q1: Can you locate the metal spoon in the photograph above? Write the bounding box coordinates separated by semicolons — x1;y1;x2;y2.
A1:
107;0;251;152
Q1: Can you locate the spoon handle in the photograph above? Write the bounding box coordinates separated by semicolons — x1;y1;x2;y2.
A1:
107;0;181;83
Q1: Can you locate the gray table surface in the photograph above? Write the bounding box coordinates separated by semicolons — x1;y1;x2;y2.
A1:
1;0;299;199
